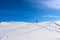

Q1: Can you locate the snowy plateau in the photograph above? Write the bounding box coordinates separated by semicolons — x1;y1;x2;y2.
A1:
0;21;60;40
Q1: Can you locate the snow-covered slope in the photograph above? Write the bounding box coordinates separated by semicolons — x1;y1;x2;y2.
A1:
0;21;60;40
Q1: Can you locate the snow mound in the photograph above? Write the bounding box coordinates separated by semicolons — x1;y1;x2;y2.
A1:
0;21;60;40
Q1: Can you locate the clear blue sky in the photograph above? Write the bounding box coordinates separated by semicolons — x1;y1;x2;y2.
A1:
0;0;60;22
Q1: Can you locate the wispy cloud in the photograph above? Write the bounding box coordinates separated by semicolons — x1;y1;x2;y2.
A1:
42;15;60;18
26;0;60;10
41;0;60;9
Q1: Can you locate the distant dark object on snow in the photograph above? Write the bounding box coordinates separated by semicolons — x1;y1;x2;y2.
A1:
35;20;38;23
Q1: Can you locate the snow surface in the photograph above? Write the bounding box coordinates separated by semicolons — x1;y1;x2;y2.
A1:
0;21;60;40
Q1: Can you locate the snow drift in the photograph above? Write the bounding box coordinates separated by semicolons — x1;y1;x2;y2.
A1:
0;21;60;40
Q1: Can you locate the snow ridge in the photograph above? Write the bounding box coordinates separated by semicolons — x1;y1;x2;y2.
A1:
0;21;60;40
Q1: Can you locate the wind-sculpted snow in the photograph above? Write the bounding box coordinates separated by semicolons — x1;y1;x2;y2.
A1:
0;21;60;40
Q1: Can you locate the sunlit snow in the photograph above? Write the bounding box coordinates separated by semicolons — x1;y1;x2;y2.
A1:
0;21;60;40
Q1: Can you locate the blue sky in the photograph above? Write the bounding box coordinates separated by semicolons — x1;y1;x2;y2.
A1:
0;0;60;22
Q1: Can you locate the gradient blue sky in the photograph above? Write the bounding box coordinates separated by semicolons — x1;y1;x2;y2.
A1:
0;0;60;22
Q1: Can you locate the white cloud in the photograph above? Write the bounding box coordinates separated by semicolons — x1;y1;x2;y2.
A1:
26;0;60;10
42;15;60;18
42;0;60;9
